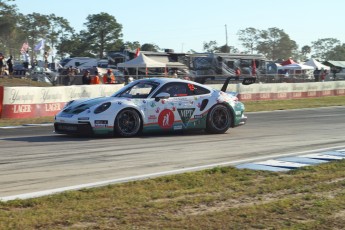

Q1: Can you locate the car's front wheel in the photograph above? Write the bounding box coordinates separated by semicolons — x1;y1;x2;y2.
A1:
114;109;141;137
205;104;232;134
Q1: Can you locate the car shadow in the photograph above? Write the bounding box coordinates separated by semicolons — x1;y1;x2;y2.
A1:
2;129;220;143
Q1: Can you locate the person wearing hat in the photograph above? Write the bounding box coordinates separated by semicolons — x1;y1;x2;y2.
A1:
82;70;91;84
103;69;116;84
91;70;101;84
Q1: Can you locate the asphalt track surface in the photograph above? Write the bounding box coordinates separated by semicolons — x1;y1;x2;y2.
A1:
1;106;345;200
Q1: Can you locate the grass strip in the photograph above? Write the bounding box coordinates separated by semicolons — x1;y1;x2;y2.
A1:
0;160;344;229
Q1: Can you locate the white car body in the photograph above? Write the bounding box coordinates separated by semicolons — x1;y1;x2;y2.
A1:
54;77;249;137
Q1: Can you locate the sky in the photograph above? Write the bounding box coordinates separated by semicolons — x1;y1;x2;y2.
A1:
13;0;345;53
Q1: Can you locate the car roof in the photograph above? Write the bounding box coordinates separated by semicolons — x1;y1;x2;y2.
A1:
136;77;213;90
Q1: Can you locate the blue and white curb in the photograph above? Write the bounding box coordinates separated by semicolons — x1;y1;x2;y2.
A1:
236;149;345;171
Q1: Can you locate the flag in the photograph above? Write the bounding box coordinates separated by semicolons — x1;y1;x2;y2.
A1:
34;39;45;51
135;47;140;57
20;42;29;54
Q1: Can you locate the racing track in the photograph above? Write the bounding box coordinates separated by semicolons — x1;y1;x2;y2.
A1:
1;106;345;200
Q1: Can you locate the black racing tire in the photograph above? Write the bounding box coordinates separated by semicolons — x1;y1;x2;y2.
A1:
114;108;141;137
205;104;232;134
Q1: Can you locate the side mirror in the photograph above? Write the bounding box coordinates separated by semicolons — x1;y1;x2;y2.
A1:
242;77;256;85
155;92;170;102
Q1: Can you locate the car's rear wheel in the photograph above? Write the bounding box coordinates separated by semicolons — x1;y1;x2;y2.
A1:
114;109;141;137
205;104;232;134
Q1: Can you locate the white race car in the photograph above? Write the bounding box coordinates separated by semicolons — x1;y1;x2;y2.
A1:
54;77;255;137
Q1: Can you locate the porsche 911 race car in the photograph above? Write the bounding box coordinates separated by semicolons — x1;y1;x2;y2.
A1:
54;77;255;137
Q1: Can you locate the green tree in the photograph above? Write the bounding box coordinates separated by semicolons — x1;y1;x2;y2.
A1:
45;14;73;60
219;44;230;53
58;30;96;58
256;27;298;60
83;12;123;58
141;43;160;52
18;12;51;61
0;0;21;56
311;38;341;60
123;41;141;51
325;44;345;61
203;40;219;53
301;45;311;56
237;27;261;54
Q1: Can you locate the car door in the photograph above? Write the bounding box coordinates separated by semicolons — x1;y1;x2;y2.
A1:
145;82;210;131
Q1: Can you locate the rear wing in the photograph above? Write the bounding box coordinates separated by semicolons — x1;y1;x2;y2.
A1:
221;77;256;92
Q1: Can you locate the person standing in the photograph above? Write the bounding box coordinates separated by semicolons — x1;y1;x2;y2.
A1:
91;70;101;84
0;53;4;76
103;69;115;84
313;68;320;82
235;67;241;81
123;68;130;85
320;69;327;82
82;70;91;84
23;50;30;69
44;51;49;68
6;55;14;76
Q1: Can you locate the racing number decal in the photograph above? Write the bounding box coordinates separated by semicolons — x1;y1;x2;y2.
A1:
158;109;174;129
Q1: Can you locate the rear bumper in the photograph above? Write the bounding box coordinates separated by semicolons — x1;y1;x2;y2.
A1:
54;122;94;135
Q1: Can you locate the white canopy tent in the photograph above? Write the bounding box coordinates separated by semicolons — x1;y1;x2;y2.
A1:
117;53;166;78
303;58;330;71
277;63;315;70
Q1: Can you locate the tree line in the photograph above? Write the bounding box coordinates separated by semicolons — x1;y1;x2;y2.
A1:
1;0;345;62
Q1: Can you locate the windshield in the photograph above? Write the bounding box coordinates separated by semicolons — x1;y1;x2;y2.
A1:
115;81;160;99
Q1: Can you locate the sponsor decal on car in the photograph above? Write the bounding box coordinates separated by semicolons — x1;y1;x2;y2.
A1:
178;108;195;127
194;114;203;119
173;125;183;130
78;117;90;120
95;120;108;127
158;109;174;129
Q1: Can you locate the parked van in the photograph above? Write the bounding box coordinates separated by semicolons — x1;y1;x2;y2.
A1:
64;57;98;70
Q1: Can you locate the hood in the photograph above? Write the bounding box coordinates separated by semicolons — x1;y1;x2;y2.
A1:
62;97;114;115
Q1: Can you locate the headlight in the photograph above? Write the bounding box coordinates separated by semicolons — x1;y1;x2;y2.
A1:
94;102;111;114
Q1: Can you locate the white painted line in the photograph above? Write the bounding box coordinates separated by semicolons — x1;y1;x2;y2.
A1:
1;145;345;202
301;153;344;160
0;123;53;129
255;159;309;168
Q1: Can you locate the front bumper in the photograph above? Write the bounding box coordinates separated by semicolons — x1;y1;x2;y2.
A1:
235;115;247;127
54;122;94;135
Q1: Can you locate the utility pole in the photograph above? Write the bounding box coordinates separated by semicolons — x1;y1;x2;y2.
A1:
225;24;228;46
225;24;230;53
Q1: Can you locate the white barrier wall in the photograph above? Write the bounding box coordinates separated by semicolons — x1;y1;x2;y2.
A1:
235;82;345;101
0;84;124;119
0;82;345;119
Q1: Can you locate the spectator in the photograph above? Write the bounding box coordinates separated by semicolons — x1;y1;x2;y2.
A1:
320;69;327;82
103;69;115;84
235;67;241;81
44;51;48;68
6;55;14;76
23;50;30;69
91;70;101;84
313;68;320;82
172;70;178;78
0;53;4;76
331;67;337;81
82;70;91;84
124;68;130;85
62;66;74;85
